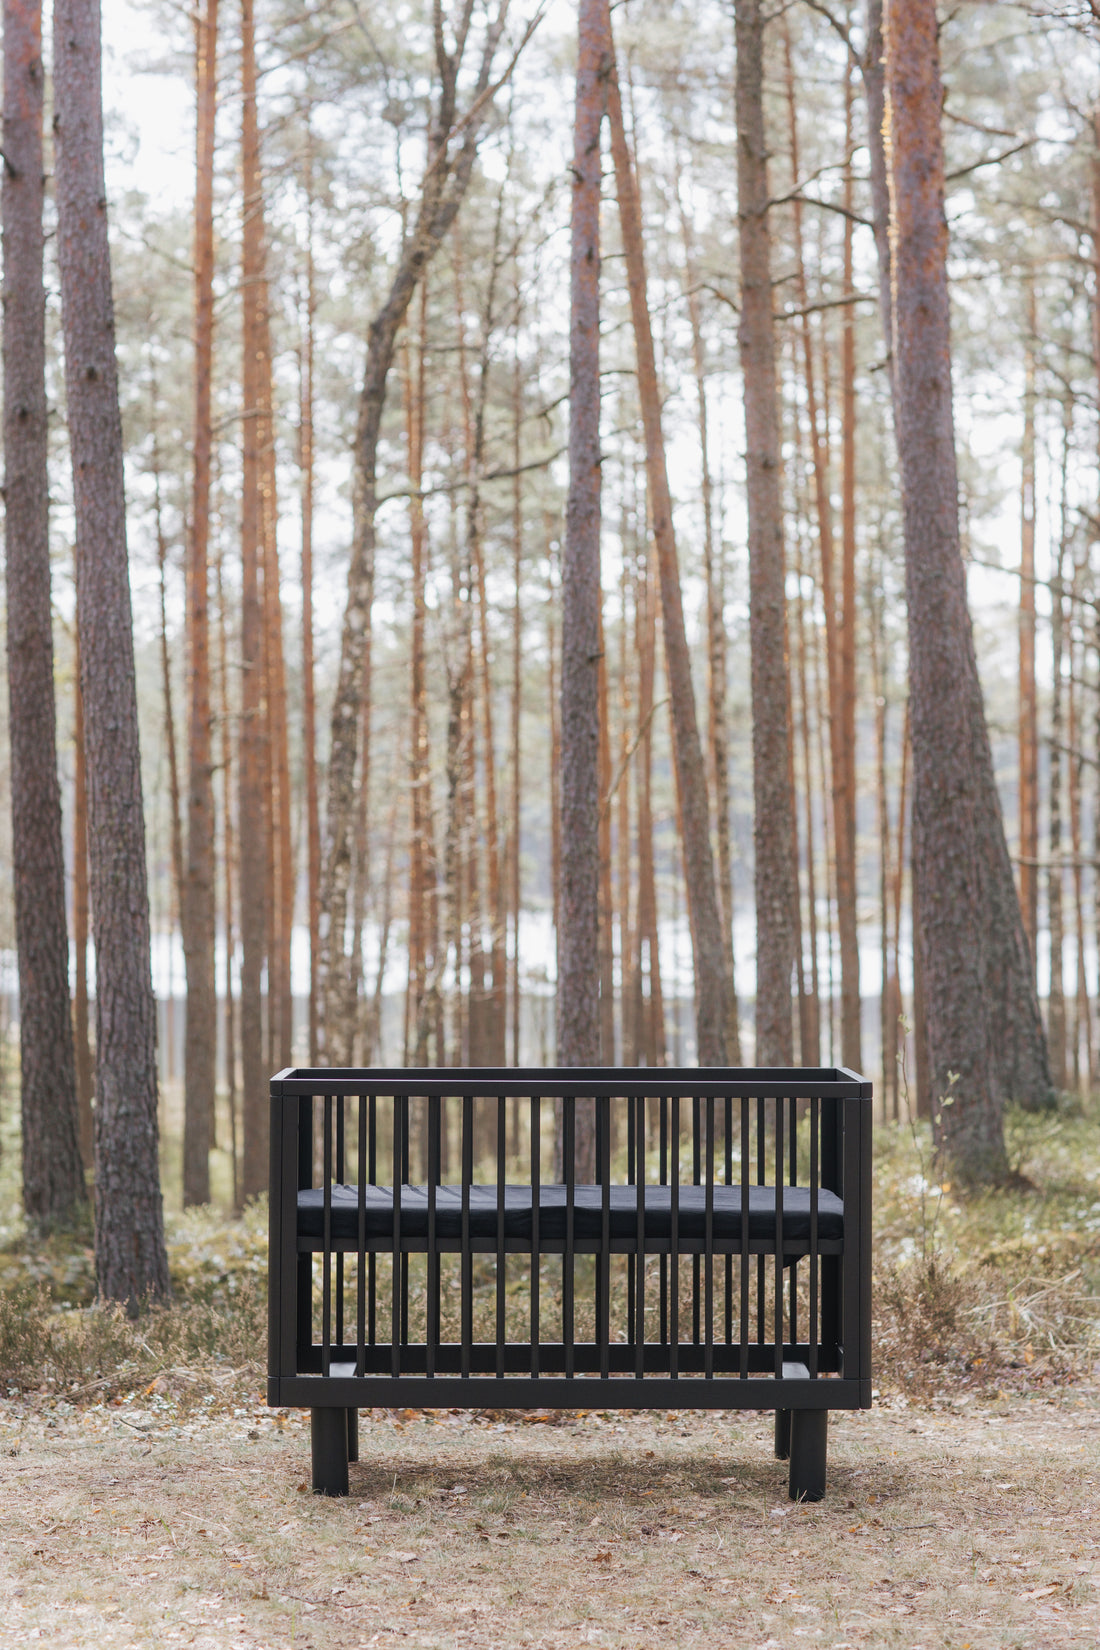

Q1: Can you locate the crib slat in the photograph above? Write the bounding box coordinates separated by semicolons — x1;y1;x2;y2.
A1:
530;1094;540;1377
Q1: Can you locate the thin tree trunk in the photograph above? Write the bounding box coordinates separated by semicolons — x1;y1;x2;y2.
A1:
263;429;293;1071
239;0;269;1199
72;650;94;1165
735;0;798;1064
676;173;741;1064
509;321;523;1067
884;0;1007;1179
54;0;168;1300
558;0;606;1095
300;118;320;1064
4;0;85;1227
182;0;218;1206
598;611;615;1061
1018;279;1039;972
635;540;666;1067
215;545;239;1208
153;448;184;919
837;64;861;1071
406;282;434;1064
1047;398;1070;1094
1067;556;1091;1093
605;12;729;1064
793;530;821;1066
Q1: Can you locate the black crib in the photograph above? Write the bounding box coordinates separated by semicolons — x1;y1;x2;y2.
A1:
267;1066;873;1499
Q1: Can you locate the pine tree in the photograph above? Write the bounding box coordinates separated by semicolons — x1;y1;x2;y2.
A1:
54;0;169;1300
4;0;85;1229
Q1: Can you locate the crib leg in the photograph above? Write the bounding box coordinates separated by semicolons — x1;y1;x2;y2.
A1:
311;1407;349;1496
774;1409;791;1461
788;1409;827;1502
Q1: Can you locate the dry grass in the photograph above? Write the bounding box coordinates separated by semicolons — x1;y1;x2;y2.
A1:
0;1392;1098;1648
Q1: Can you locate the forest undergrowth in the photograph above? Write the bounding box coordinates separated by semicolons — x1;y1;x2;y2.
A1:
0;1103;1097;1412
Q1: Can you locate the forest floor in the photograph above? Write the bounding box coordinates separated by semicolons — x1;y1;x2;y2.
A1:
0;1385;1098;1650
0;1102;1098;1648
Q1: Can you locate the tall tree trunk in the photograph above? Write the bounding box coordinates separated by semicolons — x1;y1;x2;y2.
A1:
735;0;797;1064
72;651;94;1164
558;0;606;1092
239;0;269;1199
676;171;741;1063
1067;555;1091;1094
869;0;1050;1120
634;539;666;1067
837;64;861;1071
1017;280;1038;972
54;0;168;1299
509;322;524;1066
182;0;218;1206
215;546;239;1207
605;11;729;1065
1047;398;1070;1094
4;0;85;1227
884;0;1006;1180
597;612;616;1061
153;451;184;919
405;284;435;1064
300;119;320;1065
263;428;293;1072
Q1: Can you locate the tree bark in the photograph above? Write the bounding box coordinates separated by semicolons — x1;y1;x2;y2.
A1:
735;0;798;1064
239;0;269;1201
605;14;728;1066
4;0;85;1228
558;0;607;1086
1047;399;1070;1093
54;0;168;1299
868;0;1051;1119
676;171;741;1064
72;649;94;1165
1017;279;1038;972
300;118;320;1065
837;65;862;1072
884;0;1007;1180
182;0;218;1207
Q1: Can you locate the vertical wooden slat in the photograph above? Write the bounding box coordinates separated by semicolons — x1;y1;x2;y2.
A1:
740;1094;750;1378
774;1096;785;1379
368;1094;377;1347
427;1094;440;1379
530;1093;540;1377
496;1094;507;1378
634;1093;645;1378
599;1093;611;1379
336;1096;345;1351
691;1094;701;1345
626;1091;636;1346
461;1093;473;1378
563;1092;575;1379
391;1094;402;1377
809;1093;819;1377
322;1094;332;1378
704;1093;714;1378
356;1096;366;1375
724;1093;733;1347
670;1092;680;1379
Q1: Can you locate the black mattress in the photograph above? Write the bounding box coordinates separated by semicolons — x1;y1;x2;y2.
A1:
297;1182;843;1245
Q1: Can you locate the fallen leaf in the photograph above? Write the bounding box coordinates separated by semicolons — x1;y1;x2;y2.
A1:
393;1552;419;1565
